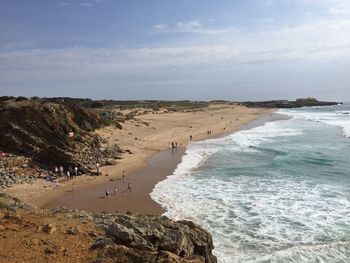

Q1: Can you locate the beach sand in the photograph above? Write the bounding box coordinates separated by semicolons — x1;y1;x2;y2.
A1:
5;104;272;214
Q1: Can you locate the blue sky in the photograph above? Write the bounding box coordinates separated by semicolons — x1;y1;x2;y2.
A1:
0;0;349;101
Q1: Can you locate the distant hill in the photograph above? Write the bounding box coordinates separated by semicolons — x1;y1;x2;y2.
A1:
241;98;340;108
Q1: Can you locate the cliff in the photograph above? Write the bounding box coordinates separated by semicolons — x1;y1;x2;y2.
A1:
0;98;120;172
0;193;217;262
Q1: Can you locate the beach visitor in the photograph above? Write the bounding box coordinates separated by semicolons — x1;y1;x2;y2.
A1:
171;142;175;148
105;189;110;197
66;171;70;180
72;182;75;191
54;166;58;174
175;142;178;148
113;186;118;195
54;180;59;187
190;135;192;140
122;170;125;180
59;166;64;176
127;182;132;191
74;166;78;178
96;163;100;175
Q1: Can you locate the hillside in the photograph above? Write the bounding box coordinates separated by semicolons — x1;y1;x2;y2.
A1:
0;98;120;173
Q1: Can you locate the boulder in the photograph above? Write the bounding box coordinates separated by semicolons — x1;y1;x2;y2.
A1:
93;213;217;263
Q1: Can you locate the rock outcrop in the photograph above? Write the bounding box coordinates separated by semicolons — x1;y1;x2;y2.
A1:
92;213;217;263
0;193;217;263
0;99;121;172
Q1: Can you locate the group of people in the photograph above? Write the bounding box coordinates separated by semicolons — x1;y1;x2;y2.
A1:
105;170;132;196
105;182;132;197
171;142;178;148
207;130;212;135
54;165;79;180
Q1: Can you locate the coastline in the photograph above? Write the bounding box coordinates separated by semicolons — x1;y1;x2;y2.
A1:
4;105;275;214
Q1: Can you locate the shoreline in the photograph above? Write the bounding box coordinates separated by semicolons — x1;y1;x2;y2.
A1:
4;105;274;214
41;111;287;215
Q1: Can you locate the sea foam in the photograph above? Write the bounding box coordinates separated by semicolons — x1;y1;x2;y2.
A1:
151;106;350;262
280;107;350;138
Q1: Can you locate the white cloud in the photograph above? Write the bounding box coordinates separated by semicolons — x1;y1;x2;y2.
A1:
152;20;233;35
1;12;350;99
59;0;103;7
2;16;350;73
329;2;350;15
176;20;202;30
79;3;93;7
153;24;168;30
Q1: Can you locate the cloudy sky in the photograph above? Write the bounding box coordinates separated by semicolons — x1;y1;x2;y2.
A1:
0;0;349;101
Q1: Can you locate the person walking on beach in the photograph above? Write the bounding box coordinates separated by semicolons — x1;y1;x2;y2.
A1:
72;182;75;191
175;142;178;148
122;170;125;180
113;186;118;195
105;189;110;197
190;135;192;140
54;166;58;174
127;182;132;191
66;171;70;180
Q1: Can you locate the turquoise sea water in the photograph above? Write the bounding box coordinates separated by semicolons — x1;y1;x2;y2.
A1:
151;105;350;263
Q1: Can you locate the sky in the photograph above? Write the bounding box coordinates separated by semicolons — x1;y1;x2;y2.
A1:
0;0;349;101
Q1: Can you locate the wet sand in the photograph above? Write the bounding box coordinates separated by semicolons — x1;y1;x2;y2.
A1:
44;148;185;215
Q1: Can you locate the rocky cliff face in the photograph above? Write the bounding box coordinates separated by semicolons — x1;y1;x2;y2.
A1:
0;99;120;172
0;193;217;263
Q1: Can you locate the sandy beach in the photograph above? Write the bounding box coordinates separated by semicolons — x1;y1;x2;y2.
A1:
5;104;272;214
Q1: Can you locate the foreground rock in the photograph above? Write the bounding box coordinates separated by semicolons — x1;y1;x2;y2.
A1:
0;193;217;262
92;213;216;263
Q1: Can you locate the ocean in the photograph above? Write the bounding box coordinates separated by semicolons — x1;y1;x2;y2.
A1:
151;104;350;263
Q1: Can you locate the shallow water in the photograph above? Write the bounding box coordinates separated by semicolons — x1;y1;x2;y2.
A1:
151;104;350;262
